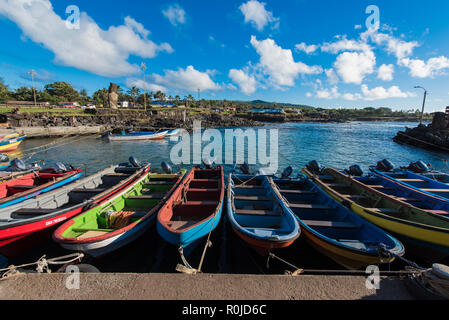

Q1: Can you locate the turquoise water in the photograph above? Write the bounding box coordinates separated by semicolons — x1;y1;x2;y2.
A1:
16;121;447;176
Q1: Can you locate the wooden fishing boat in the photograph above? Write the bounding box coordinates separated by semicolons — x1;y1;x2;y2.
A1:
0;135;25;152
227;174;300;256
53;171;184;257
165;129;181;137
268;176;403;269
0;166;82;209
0;163;150;258
0;133;19;140
107;131;168;141
372;168;449;201
352;173;449;216
157;166;225;253
303;167;449;259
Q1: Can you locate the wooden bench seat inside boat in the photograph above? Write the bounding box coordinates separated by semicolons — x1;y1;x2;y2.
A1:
143;181;174;186
327;183;349;188
12;208;60;216
183;201;219;206
288;203;332;210
128;193;165;200
76;230;111;240
234;195;269;201
396;178;426;183
426;209;449;215
235;209;280;216
367;208;401;214
420;189;449;193
368;185;395;190
341;194;369;200
168;219;201;230
7;184;35;190
279;189;316;195
189;179;219;189
71;188;107;194
234;185;263;189
394;197;421;202
103;173;132;177
302;220;358;229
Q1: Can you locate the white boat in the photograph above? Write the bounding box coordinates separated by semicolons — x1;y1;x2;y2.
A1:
165;129;181;137
107;131;168;142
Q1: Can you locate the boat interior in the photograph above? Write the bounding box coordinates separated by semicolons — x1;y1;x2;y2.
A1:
66;174;179;240
230;175;291;236
160;168;223;232
271;178;386;251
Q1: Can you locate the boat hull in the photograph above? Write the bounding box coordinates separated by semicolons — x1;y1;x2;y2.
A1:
107;131;168;141
0;136;25;152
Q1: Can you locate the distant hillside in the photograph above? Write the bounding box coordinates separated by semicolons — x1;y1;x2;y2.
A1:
234;100;315;109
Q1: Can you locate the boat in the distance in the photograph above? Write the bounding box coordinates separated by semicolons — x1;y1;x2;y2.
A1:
165;129;181;137
0;159;150;258
106;130;168;141
227;173;300;256
268;175;403;269
157;166;225;257
302;161;449;260
0;135;26;152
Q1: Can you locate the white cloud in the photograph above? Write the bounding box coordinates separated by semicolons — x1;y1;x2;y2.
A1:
334;50;376;84
316;86;340;99
239;0;279;31
325;68;339;84
295;42;318;54
399;56;449;78
152;65;221;92
321;37;371;54
361;84;416;100
354;25;362;30
0;0;172;77
162;4;186;26
306;92;312;97
377;64;394;81
250;36;322;88
228;68;257;95
125;78;167;93
363;29;418;60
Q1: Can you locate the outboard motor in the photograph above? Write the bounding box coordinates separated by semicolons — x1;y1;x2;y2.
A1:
10;158;26;171
306;160;322;174
202;157;213;169
240;162;251;175
52;162;68;173
347;164;363;177
408;160;430;173
129;156;140;168
0;154;9;163
376;159;394;172
161;161;173;174
281;166;293;179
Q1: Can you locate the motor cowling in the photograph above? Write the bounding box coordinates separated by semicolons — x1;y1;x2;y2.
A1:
376;159;394;172
0;154;9;163
52;162;68;173
281;166;293;178
161;161;172;174
348;165;363;177
408;160;429;173
129;157;140;168
10;158;26;171
240;162;251;175
306;160;322;174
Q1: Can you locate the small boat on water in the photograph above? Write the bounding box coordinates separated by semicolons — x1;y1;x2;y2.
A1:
53;167;184;257
157;166;225;255
0;160;149;258
106;130;168;141
0;133;19;140
371;160;449;201
0;135;25;152
0;163;82;209
227;174;300;256
268;176;404;269
165;129;181;137
0;154;9;170
302;162;449;260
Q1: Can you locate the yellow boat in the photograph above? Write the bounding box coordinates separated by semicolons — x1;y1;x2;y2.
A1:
0;133;19;141
302;167;449;260
0;135;25;152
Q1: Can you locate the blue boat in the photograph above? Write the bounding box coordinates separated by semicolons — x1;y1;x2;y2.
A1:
372;168;449;201
351;173;449;217
165;129;181;137
157;166;224;255
268;175;404;269
227;174;300;256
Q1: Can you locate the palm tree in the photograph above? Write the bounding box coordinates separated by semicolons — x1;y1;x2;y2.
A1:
127;86;141;105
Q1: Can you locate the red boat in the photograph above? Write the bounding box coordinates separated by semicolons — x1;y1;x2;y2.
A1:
0;163;150;258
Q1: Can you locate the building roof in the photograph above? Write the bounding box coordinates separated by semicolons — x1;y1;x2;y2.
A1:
150;101;175;107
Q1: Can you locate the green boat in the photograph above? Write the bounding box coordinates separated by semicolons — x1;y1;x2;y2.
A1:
53;170;185;257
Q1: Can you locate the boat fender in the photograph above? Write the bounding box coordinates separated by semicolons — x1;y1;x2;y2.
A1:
376;159;394;172
281;166;293;178
306;160;322;174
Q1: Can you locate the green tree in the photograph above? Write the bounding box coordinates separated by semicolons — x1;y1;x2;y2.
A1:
127;86;141;105
44;81;80;102
14;87;34;101
0;77;11;103
93;88;108;107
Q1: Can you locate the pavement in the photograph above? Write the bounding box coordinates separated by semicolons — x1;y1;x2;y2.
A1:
0;273;414;300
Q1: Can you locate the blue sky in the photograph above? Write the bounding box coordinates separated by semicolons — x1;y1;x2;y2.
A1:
0;0;448;111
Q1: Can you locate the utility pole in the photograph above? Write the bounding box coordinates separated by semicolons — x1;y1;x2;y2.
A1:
28;70;37;107
414;86;427;125
141;62;147;111
198;88;200;100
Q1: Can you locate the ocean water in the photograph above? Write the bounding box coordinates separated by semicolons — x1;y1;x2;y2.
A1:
16;121;447;176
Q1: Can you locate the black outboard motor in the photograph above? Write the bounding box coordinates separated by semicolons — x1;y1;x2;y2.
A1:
408;160;430;173
376;159;394;172
281;166;293;178
161;161;173;174
129;157;140;168
202;157;213;169
348;164;363;177
52;162;68;174
10;158;27;171
306;160;322;174
240;162;251;175
0;154;9;163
